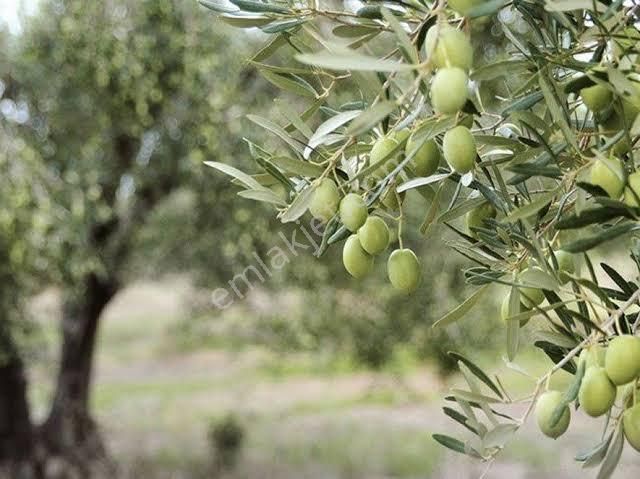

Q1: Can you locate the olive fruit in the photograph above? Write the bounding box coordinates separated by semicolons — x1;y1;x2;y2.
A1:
580;84;612;113
342;235;373;279
578;366;616;417
425;25;473;70
613;137;632;156
600;92;640;133
536;390;570;439
605;335;640;385
380;187;405;211
518;267;545;308
387;248;421;293
358;216;390;255
431;67;469;115
447;0;483;16
309;178;340;222
623;403;640;452
590;157;625;199
624;172;640;208
443;125;476;174
579;345;606;369
390;128;410;144
406;135;440;177
370;136;402;178
465;203;497;237
554;250;575;284
340;194;368;232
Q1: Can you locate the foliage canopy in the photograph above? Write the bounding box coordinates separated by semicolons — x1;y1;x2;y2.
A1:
200;0;640;475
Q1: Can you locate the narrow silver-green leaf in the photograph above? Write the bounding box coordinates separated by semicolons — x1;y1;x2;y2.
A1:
433;285;489;329
346;101;396;136
506;190;557;222
279;184;315;223
397;173;450;193
204;161;265;190
306;110;361;158
260;70;318;98
237;188;287;206
297;46;413;72
247;114;304;154
270;156;324;177
596;426;624;479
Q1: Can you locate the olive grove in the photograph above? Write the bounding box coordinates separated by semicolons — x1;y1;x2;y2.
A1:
0;0;276;475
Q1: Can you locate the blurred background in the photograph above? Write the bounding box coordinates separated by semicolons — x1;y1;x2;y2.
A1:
1;1;639;478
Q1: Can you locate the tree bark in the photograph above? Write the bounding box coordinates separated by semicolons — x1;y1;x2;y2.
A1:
0;354;39;479
39;273;118;474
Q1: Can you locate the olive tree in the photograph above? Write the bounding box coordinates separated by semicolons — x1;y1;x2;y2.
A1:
200;0;640;475
0;0;274;475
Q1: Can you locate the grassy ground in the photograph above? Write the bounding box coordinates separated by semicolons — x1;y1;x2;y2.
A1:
28;277;640;479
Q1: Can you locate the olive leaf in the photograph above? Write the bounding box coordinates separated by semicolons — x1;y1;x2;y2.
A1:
432;285;490;329
296;45;414;72
279;185;315;223
561;224;640;253
346;101;397;136
596;426;624;479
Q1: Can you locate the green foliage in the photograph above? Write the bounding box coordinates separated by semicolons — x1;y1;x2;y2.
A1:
8;0;280;292
200;0;640;475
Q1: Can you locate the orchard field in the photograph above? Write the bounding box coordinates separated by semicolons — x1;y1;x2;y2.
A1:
25;277;640;478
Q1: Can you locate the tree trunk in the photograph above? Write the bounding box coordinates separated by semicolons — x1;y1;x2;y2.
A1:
0;354;40;479
40;273;118;475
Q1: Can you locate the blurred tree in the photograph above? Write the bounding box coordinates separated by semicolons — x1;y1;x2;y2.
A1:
1;0;272;473
0;120;51;478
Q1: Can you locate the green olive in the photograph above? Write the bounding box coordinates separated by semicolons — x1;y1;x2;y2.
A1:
370;136;402;178
380;187;405;211
342;235;373;279
613;137;632;156
605;335;640;385
443;125;476;174
387;248;421;293
406;135;440;177
579;345;606;369
425;25;473;70
390;128;411;144
447;0;483;16
518;267;546;308
535;390;570;439
623;403;640;452
358;216;390;255
554;250;575;284
590;157;625;199
624;172;640;207
578;366;617;417
580;84;613;113
465;203;497;237
309;178;340;222
600;86;640;133
431;67;469;115
339;193;368;232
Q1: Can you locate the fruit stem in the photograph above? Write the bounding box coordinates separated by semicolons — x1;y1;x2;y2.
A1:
396;190;405;249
